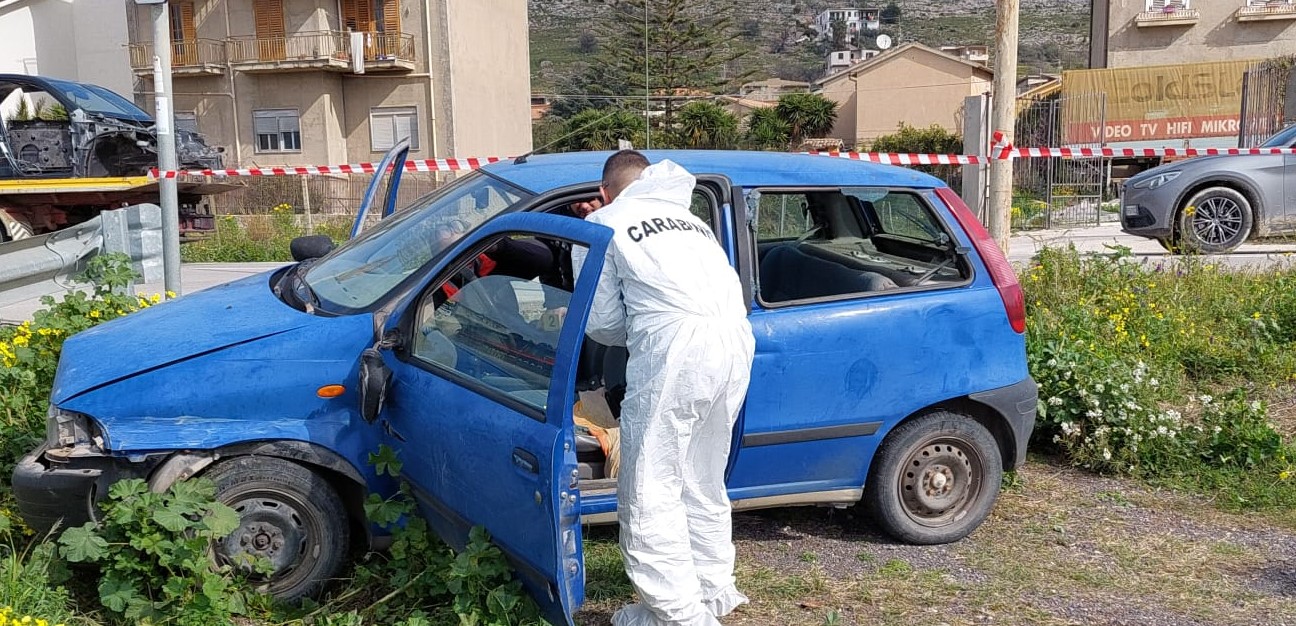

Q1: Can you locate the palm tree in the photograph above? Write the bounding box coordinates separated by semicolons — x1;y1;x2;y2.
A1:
744;107;790;151
775;93;839;149
674;101;739;149
562;108;647;151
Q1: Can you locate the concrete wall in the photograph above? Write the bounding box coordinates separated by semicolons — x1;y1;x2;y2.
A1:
822;48;991;148
1103;0;1296;68
439;0;532;156
342;76;430;160
0;0;132;96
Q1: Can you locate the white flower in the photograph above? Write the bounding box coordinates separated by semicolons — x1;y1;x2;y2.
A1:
1251;401;1262;412
1047;358;1058;367
1102;449;1112;461
1087;409;1104;418
1157;426;1168;435
1164;409;1182;422
1200;394;1213;405
1095;383;1105;393
1149;378;1159;387
1213;426;1222;434
1048;396;1063;406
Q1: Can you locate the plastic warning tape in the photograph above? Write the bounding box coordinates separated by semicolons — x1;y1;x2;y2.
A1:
151;143;1296;178
150;156;507;179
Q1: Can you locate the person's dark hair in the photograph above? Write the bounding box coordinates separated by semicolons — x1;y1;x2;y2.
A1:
601;150;650;200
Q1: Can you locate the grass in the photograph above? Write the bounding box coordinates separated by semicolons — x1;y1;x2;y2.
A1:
181;212;352;263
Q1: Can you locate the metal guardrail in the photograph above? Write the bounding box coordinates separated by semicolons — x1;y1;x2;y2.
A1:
0;204;163;323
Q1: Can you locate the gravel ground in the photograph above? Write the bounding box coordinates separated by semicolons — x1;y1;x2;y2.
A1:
577;460;1296;626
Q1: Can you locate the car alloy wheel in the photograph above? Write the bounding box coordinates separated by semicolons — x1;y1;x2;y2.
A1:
1178;187;1254;254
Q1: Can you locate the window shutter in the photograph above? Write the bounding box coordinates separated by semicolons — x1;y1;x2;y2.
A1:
254;114;279;136
382;0;400;33
371;112;394;150
255;0;285;38
343;0;376;31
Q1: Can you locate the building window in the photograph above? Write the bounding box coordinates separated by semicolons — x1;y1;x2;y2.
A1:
175;111;198;134
253;109;301;153
1247;0;1294;4
370;106;419;151
1145;0;1190;10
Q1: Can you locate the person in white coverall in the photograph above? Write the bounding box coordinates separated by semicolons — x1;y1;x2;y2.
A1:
571;151;756;626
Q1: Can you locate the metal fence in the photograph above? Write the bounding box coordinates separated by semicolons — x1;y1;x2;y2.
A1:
1239;57;1296;148
1012;93;1111;230
185;172;444;259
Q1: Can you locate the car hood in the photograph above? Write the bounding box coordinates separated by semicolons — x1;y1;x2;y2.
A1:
1130;153;1264;184
52;270;323;404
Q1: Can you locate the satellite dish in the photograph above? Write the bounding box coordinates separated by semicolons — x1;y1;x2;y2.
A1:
876;34;893;49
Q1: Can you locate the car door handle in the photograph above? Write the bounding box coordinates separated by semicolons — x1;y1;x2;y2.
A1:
512;448;540;474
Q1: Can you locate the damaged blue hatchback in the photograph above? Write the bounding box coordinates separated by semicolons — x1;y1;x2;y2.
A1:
13;141;1036;625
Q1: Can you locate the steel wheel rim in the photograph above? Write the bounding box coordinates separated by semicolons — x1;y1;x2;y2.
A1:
897;437;984;528
215;490;314;588
1191;197;1244;246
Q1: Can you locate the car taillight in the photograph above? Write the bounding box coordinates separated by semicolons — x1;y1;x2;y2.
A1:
935;187;1026;334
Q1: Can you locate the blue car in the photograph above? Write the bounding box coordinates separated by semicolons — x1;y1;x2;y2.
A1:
12;142;1036;625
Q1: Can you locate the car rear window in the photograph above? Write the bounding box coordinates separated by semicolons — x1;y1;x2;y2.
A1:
752;188;966;305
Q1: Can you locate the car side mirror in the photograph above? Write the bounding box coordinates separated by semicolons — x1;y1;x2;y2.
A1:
358;347;392;424
290;235;335;262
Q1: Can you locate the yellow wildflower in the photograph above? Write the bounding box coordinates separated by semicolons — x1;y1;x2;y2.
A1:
89;310;100;319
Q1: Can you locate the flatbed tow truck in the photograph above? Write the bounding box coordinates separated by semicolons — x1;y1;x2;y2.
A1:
0;175;237;243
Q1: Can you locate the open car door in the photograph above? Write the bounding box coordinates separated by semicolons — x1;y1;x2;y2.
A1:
360;212;613;625
350;138;410;239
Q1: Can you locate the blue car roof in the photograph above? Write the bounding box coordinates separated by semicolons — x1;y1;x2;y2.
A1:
480;150;948;194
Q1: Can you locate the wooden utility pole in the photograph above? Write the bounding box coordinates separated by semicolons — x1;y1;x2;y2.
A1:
987;0;1019;253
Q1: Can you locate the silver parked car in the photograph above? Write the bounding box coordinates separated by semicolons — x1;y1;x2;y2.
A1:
1121;125;1296;254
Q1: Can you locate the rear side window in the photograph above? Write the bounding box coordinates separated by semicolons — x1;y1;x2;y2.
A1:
752;188;966;305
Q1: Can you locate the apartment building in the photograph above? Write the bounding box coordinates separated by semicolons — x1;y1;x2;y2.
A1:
126;0;532;166
1089;0;1296;68
814;7;881;44
0;0;133;96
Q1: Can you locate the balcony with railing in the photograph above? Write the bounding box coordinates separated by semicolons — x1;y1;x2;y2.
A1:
1238;0;1296;22
128;39;227;75
1136;0;1200;26
225;31;415;73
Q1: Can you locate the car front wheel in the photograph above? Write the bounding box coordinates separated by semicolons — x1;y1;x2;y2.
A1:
1177;187;1253;254
863;411;1002;545
203;456;350;602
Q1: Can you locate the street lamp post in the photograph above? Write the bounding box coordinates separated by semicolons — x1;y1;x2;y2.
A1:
136;0;182;296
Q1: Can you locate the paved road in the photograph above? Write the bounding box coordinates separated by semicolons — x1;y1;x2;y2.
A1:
5;225;1296;324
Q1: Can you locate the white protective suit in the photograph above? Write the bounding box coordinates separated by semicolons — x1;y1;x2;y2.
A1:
572;160;756;626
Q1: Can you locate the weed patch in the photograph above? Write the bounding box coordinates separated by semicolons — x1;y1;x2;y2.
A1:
1026;246;1296;513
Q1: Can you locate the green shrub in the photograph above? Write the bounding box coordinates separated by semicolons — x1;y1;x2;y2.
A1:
57;479;262;626
0;255;160;482
1027;245;1296;510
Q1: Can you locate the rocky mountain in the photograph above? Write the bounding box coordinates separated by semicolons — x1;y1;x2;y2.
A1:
529;0;1091;92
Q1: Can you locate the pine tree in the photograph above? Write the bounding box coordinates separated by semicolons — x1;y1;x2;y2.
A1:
595;0;753;123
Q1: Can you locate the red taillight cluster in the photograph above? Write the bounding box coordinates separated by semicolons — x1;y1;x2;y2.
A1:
935;188;1026;334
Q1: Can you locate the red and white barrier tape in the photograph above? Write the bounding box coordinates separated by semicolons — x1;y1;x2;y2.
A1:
150;135;1296;178
150;156;507;179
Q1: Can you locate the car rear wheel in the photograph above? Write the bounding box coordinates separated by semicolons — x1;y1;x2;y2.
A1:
863;411;1002;545
1177;187;1253;254
203;457;349;602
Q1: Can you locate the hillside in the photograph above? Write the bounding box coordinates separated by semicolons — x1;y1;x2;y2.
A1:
529;0;1090;94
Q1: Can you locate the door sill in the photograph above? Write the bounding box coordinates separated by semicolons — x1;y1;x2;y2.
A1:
579;488;862;526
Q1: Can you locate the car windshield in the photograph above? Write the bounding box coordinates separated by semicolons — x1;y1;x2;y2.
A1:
302;172;531;313
46;78;150;120
1261;125;1296;148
